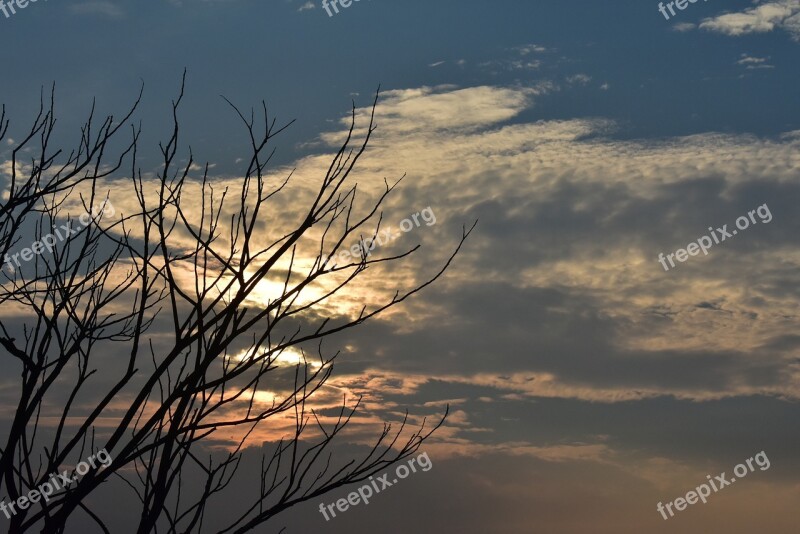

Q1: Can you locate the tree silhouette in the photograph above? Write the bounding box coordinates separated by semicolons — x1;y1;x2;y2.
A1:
0;74;474;533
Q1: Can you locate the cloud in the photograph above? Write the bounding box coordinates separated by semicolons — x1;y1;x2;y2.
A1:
672;22;697;32
3;87;798;530
321;84;556;140
514;44;549;55
737;53;775;68
69;1;125;18
566;73;592;85
479;59;542;72
700;0;800;40
474;44;555;73
295;84;800;408
297;1;315;12
6;84;799;414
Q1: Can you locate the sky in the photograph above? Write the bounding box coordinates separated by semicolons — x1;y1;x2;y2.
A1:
1;0;800;532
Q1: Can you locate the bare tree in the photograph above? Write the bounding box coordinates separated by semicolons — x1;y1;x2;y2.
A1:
0;74;473;533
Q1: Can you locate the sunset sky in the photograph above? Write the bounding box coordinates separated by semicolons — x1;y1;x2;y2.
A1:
1;1;799;532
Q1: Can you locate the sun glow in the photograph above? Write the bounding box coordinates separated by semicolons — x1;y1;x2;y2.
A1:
231;345;323;369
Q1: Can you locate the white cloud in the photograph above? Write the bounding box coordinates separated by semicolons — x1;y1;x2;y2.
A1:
700;0;800;40
514;44;548;55
566;74;592;85
737;53;775;69
297;1;315;12
479;59;542;72
672;22;696;32
475;44;553;73
322;84;556;140
13;84;799;415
